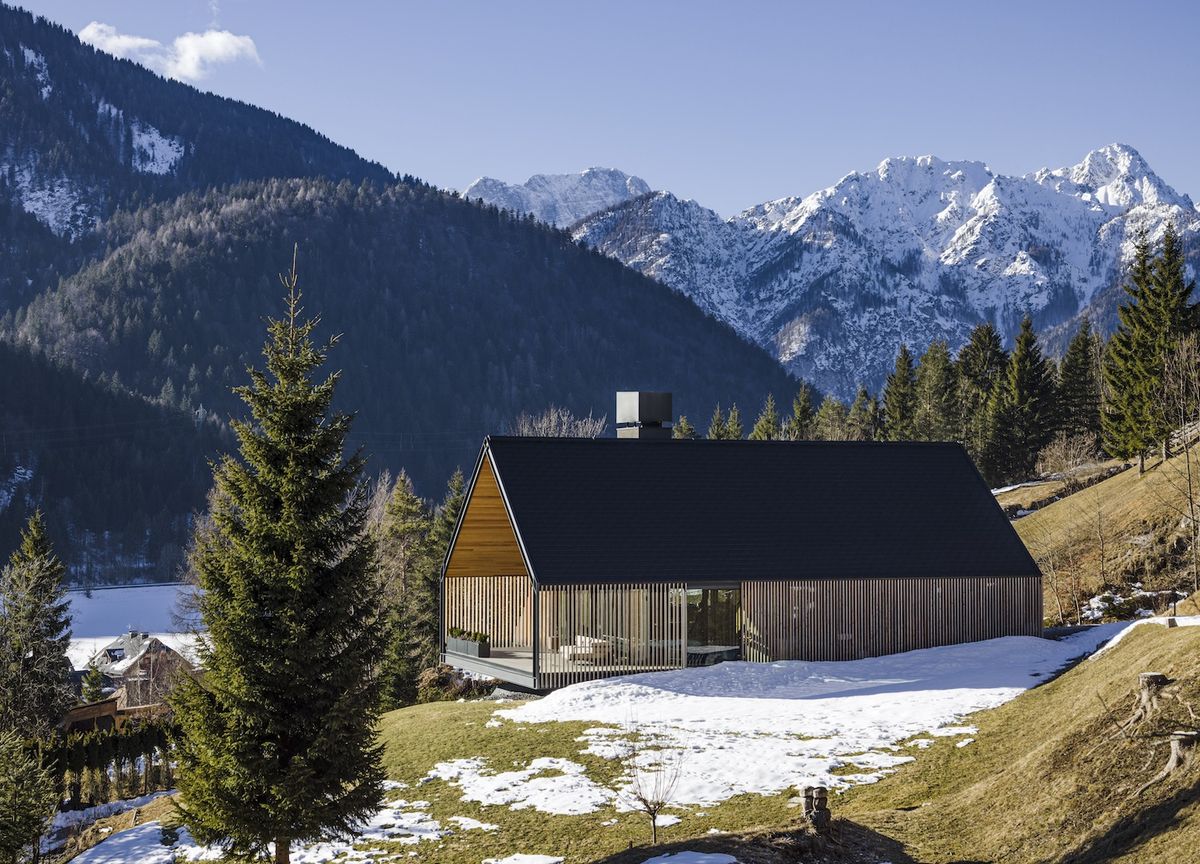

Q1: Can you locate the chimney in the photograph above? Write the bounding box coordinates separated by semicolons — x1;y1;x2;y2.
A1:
616;391;672;440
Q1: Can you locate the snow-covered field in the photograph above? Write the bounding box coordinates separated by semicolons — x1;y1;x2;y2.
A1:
66;583;198;670
73;619;1195;862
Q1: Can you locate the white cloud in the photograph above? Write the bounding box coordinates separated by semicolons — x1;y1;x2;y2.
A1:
79;21;260;82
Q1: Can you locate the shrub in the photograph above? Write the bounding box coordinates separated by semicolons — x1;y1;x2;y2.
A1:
415;664;495;703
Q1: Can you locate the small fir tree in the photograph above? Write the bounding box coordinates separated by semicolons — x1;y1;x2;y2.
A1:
782;384;816;440
170;257;386;864
814;396;849;441
846;387;879;441
724;404;744;440
983;316;1056;483
672;415;696;440
882;344;917;440
81;663;107;704
914;340;959;441
0;512;73;737
705;405;727;440
1058;316;1102;442
748;395;782;440
377;471;434;709
956;323;1008;464
0;729;57;863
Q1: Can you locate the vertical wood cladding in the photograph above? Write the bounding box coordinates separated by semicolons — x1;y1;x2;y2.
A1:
444;574;532;649
741;576;1043;662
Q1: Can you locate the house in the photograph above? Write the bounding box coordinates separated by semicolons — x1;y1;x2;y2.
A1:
82;631;193;709
440;393;1042;691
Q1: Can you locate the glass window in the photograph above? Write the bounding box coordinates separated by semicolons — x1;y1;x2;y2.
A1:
686;587;741;648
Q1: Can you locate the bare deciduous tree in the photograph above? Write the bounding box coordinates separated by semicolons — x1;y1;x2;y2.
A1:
615;720;683;845
508;406;607;438
1156;335;1200;595
1035;431;1099;478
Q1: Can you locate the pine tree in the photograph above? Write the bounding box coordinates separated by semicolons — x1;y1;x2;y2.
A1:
914;340;959;441
672;415;696;440
983;316;1056;483
170;259;386;864
814;396;849;441
882;344;917;441
846;387;878;441
781;384;816;441
0;729;57;864
724;404;744;440
748;395;781;440
377;472;434;709
705;405;727;440
956;323;1008;464
0;511;73;737
1058;316;1102;442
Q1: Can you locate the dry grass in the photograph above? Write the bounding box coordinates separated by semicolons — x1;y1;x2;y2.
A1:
1015;450;1200;622
840;624;1200;863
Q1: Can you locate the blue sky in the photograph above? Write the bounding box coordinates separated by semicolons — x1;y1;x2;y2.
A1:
21;0;1200;215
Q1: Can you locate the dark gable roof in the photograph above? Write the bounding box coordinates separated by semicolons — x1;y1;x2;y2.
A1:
482;436;1039;585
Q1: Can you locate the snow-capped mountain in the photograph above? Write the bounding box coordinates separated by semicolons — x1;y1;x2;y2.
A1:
563;145;1198;398
463;168;651;228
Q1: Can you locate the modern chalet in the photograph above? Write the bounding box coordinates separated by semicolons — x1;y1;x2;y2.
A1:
440;393;1042;690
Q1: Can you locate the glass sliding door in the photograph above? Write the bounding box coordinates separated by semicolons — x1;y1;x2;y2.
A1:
685;585;741;666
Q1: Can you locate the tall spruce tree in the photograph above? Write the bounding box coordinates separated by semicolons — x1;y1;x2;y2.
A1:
421;469;465;672
748;395;782;440
983;316;1056;483
882;344;917;440
914;340;959;441
170;259;386;864
0;511;73;737
782;384;816;440
0;728;57;864
846;387;878;441
1103;227;1196;467
376;471;434;709
956;323;1008;464
1058;316;1102;442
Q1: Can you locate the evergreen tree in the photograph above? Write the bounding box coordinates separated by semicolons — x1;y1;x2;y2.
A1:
1104;231;1163;468
706;405;727;440
672;415;696;440
914;340;959;441
983;316;1056;483
0;512;73;737
748;395;782;440
1058;316;1102;442
781;384;816;441
814;396;849;441
81;664;107;704
956;323;1008;464
724;404;744;440
882;344;917;441
419;468;465;674
0;729;57;864
170;262;386;864
846;387;879;441
376;472;434;710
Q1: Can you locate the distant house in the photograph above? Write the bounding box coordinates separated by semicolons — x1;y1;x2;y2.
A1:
440;392;1042;690
83;631;193;709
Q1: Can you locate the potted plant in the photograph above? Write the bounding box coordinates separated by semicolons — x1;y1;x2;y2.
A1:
446;627;491;658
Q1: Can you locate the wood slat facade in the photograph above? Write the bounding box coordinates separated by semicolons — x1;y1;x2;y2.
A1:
741;576;1043;662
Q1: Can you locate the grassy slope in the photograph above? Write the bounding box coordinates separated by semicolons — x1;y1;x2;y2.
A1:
842;624;1200;863
1014;451;1200;620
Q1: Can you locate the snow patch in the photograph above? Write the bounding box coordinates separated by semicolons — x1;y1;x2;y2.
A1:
21;45;51;98
640;854;738;864
130;120;184;175
423;756;613;815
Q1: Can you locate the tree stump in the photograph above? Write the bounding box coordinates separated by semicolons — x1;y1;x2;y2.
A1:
801;784;832;834
1137;730;1198;796
1131;673;1173;725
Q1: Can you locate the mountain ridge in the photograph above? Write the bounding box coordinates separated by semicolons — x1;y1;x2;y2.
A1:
474;145;1199;397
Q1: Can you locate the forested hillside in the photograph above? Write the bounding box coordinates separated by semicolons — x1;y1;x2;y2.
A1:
0;339;223;581
3;177;798;514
